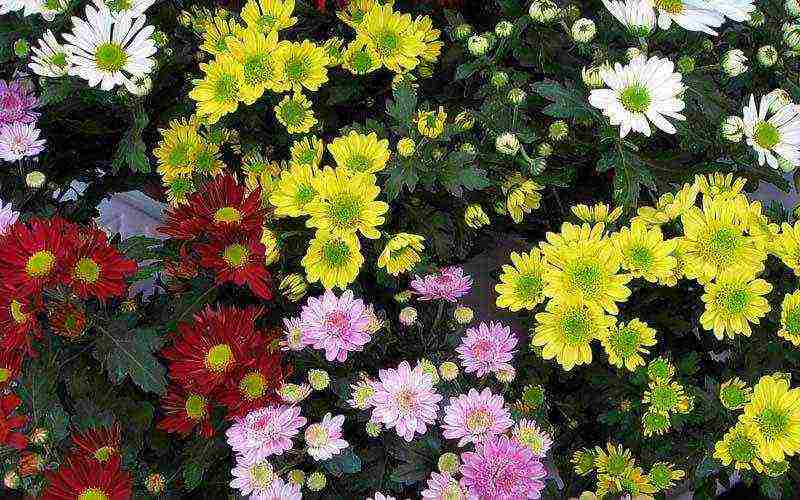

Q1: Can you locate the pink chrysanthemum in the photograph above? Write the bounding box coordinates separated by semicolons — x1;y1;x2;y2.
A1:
305;413;349;461
456;321;517;377
442;388;513;447
300;289;372;362
0;199;20;236
410;266;473;302
0;80;39;125
226;405;307;461
369;360;442;442
512;419;554;458
280;316;304;351
230;454;277;498
0;123;46;161
460;435;547;499
263;477;302;500
422;471;467;500
367;493;397;500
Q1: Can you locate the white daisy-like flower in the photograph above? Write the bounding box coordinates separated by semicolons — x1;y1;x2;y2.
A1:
742;94;800;171
648;0;724;35
0;0;36;17
92;0;155;20
603;0;657;37
230;454;276;498
29;30;73;78
0;123;46;162
62;3;156;92
304;413;349;461
706;0;755;22
589;54;686;138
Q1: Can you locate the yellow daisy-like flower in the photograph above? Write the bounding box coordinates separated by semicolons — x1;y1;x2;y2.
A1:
413;15;442;63
774;221;800;274
647;462;684;492
505;180;543;224
305;167;389;239
274;40;329;92
532;295;614;371
693;172;746;199
678;196;766;284
713;421;765;472
269;163;320;217
593;443;635;481
200;16;242;55
290;136;324;169
647;356;675;382
341;39;382;75
336;0;386;26
643;379;686;415
322;37;345;67
719;377;752;410
356;4;425;72
611;221;677;284
572;203;623;224
572;448;598;475
377;233;425;276
226;29;284;103
732;195;779;252
241;0;297;35
778;291;800;346
740;374;800;462
327;131;390;174
619;467;655;496
275;91;317;134
595;474;621;499
600;318;657;371
633;182;699;227
495;249;547;312
699;267;772;340
153;118;205;181
189;54;244;125
417;106;446;138
543;221;606;247
165;176;195;206
642;410;671;437
243;160;281;203
302;230;364;289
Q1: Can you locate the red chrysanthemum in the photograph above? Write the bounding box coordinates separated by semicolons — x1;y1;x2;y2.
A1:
157;383;214;438
71;423;122;464
0;290;42;355
162;305;263;391
0;350;23;388
61;227;137;301
0;394;28;450
217;351;288;420
42;455;132;500
159;174;266;240
0;217;75;295
196;234;274;300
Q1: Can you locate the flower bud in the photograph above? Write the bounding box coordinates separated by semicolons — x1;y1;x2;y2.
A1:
26;171;46;188
453;23;473;41
399;306;418;326
495;20;513;37
464;204;490;229
571;18;596;43
453;305;474;324
397;137;415;157
279;273;307;302
365;421;382;437
439;361;459;381
529;0;560;23
491;71;509;88
677;56;695;74
721;116;745;142
581;65;604;88
495;132;520;155
467;35;489;56
145;473;166;494
508;88;526;104
722;49;748;77
548;120;569;141
13;39;29;57
307;369;330;391
537;142;553;158
757;45;778;67
307;472;326;491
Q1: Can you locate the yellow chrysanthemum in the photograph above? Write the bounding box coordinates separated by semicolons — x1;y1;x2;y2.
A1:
226;29;285;103
269;163;320;217
572;203;623;224
778;291;800;346
740;374;800;462
243;160;281;202
634;182;700;227
165;176;195;206
699;267;772;340
356;4;425;72
505;180;543;224
647;462;684;492
643;380;686;415
305;167;389;239
336;0;385;27
714;422;765;472
413;15;442;63
693;172;746;200
619;467;655;496
275;91;317;134
327;131;390;174
241;0;297;35
719;377;752;410
611;221;677;284
600;318;657;371
153;118;207;181
323;37;345;67
774;221;800;274
732;195;779;252
572;448;598;475
417;106;446;138
377;233;424;275
495;249;547;312
290;136;324;169
302;230;363;289
642;410;671;437
200;16;241;55
532;295;614;371
678;196;766;284
341;39;382;75
593;443;635;481
189;54;244;124
274;40;329;92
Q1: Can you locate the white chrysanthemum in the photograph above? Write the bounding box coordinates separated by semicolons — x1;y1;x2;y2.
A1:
742;94;800;171
1;0;38;17
648;0;724;35
589;55;686;138
29;30;73;78
603;0;656;36
0;123;46;162
92;0;155;20
63;3;157;92
707;0;755;22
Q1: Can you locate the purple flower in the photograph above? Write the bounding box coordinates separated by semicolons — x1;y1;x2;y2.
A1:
422;471;467;500
0;199;20;236
460;435;547;499
442;388;513;447
410;266;473;302
299;289;373;362
304;413;348;461
0;123;46;161
456;321;517;377
0;80;39;125
226;405;307;462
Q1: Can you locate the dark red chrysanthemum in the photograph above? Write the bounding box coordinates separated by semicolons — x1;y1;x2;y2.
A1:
157;383;214;438
159;174;266;240
161;305;263;391
61;227;137;301
71;423;122;464
0;290;42;354
42;455;132;500
0;350;23;388
0;394;28;450
217;351;288;420
196;234;274;300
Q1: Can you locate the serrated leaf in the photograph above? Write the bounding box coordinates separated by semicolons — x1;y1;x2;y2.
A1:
384;163;419;201
92;324;167;395
16;356;71;442
533;80;599;120
324;449;362;476
386;85;418;124
112;104;151;173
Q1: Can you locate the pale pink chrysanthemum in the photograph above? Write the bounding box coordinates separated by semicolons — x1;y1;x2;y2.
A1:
230;454;277;498
0;199;20;236
367;493;397;500
305;413;349;461
410;266;473;302
0;123;46;161
280;316;304;351
460;435;547;499
442;387;513;447
300;289;372;362
0;80;39;125
226;405;307;461
512;419;554;458
421;471;468;500
369;360;442;442
456;321;517;377
261;477;302;500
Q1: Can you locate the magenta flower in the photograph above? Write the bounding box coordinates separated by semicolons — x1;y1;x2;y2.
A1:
369;360;442;442
456;321;517;377
300;289;372;362
460;435;547;499
0;199;20;236
410;266;472;302
304;413;348;461
0;80;39;125
0;123;46;161
226;405;307;461
442;388;513;447
422;471;467;499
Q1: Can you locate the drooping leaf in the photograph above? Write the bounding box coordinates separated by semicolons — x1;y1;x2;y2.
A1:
92;324;167;395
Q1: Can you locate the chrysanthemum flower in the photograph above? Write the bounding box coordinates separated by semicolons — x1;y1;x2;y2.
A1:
0;217;74;295
410;266;472;302
713;421;765;472
305;167;388;239
197;234;274;300
241;0;297;35
732;195;779;251
274;40;329;92
70;423;121;464
571;448;598;476
369;360;442;442
700;267;772;339
571;203;623;224
421;471;467;500
230;454;276;498
62;3;156;92
633;182;699;226
415;15;443;63
377;233;424;276
290;135;324;169
356;4;425;72
505;179;544;224
42;455;132;500
647;356;676;381
741;94;800;170
0;79;39;125
0;199;19;236
219;352;287;420
299;289;372;362
694;172;747;199
199;15;241;55
95;0;155;19
304;413;348;461
328;130;391;174
417;106;446;138
611;221;677;284
269;163;320;218
442;388;513;447
302;230;363;289
456;321;517;377
512;419;553;457
778;291;800;346
719;377;752;410
603;0;656;36
226;29;284;104
29;30;73;77
642;410;671;436
342;39;382;75
0;122;46;161
647;462;684;492
274;91;318;134
0;394;28;450
61;226;137;301
157;384;214;437
0;293;42;354
495;249;547;312
593;442;635;481
740;374;800;462
189;54;244;124
459;435;546;499
774;222;800;275
152;118;208;181
644;379;687;415
648;0;723;35
226;404;307;461
601;318;657;371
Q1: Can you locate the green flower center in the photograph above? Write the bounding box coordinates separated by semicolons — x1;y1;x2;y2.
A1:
258;14;276;31
322;238;351;267
515;273;543;301
627;244;654;271
349;50;375;73
185;393;207;420
169;177;194;197
756;408;790;439
515;427;544;452
648;360;672;380
95;42;127;72
728;433;758;461
205;343;233;372
93;446;115;463
327;195;363;229
655;0;684;14
214;74;239;102
376;30;399;56
294;184;316;205
643;411;669;432
51;52;67;68
279;99;306;125
194;148;217;173
284;57;308;82
561;308;593;345
26;250;55;278
346;154;372;172
605;454;629;477
223;243;250;268
649;385;679;412
720;386;747;408
619;84;652;114
610;326;641;358
785;309;800;335
706;227;741;265
243;55;274;86
754;121;780;150
73;258;101;284
78;489;109;500
250;463;275;488
239;371;266;399
648;465;671;489
723;287;750;314
566;259;603;298
168;142;193;167
297;149;317;165
104;0;132;13
0;369;10;383
213;206;242;224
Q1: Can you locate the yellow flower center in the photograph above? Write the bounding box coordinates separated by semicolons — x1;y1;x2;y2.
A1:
93;446;115;463
250;462;275;488
184;393;207;420
213;206;243;224
239;371;267;399
205;344;233;372
223;243;250;268
655;0;684;14
620;84;652;114
466;409;493;432
0;368;11;383
78;489;108;500
94;42;128;72
73;258;101;284
10;300;27;324
305;423;330;447
26;250;55;278
754;121;780;150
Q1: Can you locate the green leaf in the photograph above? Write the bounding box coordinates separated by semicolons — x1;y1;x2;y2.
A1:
454;60;483;81
16;356;71;442
439;163;490;197
92;324;167;395
598;148;655;207
694;455;719;481
119;235;162;261
384;163;419;201
112;104;151;173
182;461;205;491
324;449;363;476
327;83;360;105
386;85;418;124
533;80;599;120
